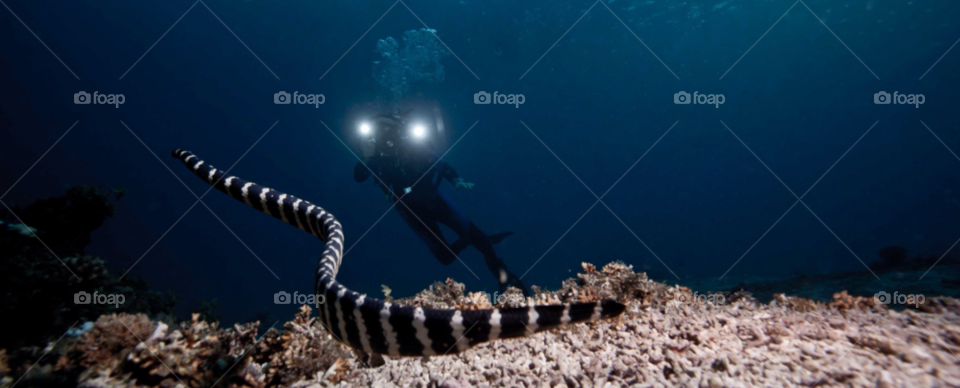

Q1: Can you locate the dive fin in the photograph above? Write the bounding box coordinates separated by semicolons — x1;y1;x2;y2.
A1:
450;231;514;255
450;238;469;255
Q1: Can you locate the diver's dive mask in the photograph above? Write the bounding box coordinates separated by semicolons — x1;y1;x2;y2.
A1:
357;111;430;158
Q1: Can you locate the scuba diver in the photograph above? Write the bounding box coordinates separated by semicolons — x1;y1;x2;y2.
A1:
353;110;530;296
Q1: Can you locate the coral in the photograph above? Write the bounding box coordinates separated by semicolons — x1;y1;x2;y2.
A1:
336;266;960;387
524;261;661;309
0;349;8;378
459;292;493;311
373;28;450;100
262;305;353;386
60;313;157;370
194;299;221;323
76;360;138;388
575;261;650;302
912;296;960;314
380;284;393;303
725;288;759;306
495;285;529;308
6;308;352;388
323;357;350;384
11;185;124;256
0;186;176;350
829;290;886;311
394;278;485;310
8;261;960;387
772;293;823;312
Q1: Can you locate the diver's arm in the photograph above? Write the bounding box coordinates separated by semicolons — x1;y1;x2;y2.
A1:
440;162;459;182
354;161;370;182
441;162;474;190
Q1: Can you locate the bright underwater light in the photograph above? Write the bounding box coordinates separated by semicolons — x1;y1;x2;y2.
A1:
411;124;426;139
359;122;372;135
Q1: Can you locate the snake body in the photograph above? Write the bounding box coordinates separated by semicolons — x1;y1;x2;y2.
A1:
173;149;625;357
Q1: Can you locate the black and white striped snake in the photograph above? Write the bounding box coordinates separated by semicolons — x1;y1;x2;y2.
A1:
173;149;625;357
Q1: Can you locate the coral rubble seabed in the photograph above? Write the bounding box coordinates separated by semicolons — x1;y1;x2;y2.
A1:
2;262;959;387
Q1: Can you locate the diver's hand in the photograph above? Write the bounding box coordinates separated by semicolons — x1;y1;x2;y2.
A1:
454;179;474;190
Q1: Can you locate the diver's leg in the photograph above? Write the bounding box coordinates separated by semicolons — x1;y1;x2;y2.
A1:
429;191;473;255
432;191;486;251
395;203;457;265
434;191;530;296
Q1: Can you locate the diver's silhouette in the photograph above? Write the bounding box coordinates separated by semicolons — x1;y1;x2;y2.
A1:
353;111;529;296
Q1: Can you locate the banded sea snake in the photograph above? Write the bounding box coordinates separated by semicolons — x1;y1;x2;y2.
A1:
173;149;625;357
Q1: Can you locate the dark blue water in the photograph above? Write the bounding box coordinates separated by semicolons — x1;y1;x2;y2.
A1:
2;0;958;324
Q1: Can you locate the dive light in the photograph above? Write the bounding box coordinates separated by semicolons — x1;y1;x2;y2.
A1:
359;122;372;136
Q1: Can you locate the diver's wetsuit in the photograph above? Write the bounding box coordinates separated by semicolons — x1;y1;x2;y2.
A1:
354;146;528;295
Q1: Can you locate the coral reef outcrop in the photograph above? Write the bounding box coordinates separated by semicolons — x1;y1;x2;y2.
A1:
0;186;177;350
5;261;958;387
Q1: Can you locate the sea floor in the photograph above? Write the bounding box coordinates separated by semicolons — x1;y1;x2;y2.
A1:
352;297;960;387
4;262;959;387
338;264;960;387
673;264;960;304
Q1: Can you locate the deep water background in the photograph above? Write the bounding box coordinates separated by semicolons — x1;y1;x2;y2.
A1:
1;0;959;325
